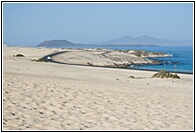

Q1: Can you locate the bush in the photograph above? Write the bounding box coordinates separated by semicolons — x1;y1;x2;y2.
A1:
172;74;180;79
129;75;135;79
87;62;94;66
133;50;142;57
37;58;47;62
32;58;47;62
14;54;25;57
152;70;180;79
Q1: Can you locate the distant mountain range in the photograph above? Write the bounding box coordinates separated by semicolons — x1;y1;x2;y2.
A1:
98;36;193;46
37;36;193;47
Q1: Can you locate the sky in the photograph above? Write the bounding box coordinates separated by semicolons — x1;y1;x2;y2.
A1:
3;2;193;46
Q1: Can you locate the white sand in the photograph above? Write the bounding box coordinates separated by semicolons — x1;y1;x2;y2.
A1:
3;46;193;131
51;48;169;66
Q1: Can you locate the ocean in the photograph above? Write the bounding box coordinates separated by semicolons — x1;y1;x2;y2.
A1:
46;45;194;73
122;46;193;74
109;45;193;73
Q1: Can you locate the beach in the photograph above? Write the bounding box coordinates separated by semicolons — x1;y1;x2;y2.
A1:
3;46;193;130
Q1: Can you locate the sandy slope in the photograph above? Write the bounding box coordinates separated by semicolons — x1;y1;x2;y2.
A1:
51;48;166;66
3;46;193;131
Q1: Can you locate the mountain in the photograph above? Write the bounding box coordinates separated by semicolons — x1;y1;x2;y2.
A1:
37;40;76;47
37;36;193;47
99;36;193;46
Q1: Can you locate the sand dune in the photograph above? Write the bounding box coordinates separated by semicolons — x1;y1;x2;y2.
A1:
52;48;165;66
3;46;193;131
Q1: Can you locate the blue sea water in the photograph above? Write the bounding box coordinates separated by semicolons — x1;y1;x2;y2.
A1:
128;46;193;73
49;45;194;73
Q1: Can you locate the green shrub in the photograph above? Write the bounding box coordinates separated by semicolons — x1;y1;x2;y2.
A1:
32;58;47;62
87;62;94;66
14;54;25;57
151;73;158;78
129;75;135;79
172;74;180;79
152;70;180;79
36;58;47;62
133;50;142;57
165;72;169;78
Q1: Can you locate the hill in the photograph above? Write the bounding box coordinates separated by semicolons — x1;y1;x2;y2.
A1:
37;40;76;47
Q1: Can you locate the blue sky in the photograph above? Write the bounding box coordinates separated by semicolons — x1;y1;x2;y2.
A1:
3;2;193;46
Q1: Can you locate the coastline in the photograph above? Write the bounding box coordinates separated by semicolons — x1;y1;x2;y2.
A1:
3;46;193;130
41;48;192;74
41;47;170;66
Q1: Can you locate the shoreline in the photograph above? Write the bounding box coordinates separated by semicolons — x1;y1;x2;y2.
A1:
3;45;193;75
129;67;193;75
41;50;193;75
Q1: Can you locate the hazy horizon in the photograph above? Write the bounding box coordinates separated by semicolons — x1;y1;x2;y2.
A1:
3;2;193;46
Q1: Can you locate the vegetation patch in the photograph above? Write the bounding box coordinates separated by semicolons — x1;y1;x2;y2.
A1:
152;70;180;79
13;54;25;57
132;50;144;57
87;62;94;66
131;50;166;57
32;58;48;62
129;75;135;79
